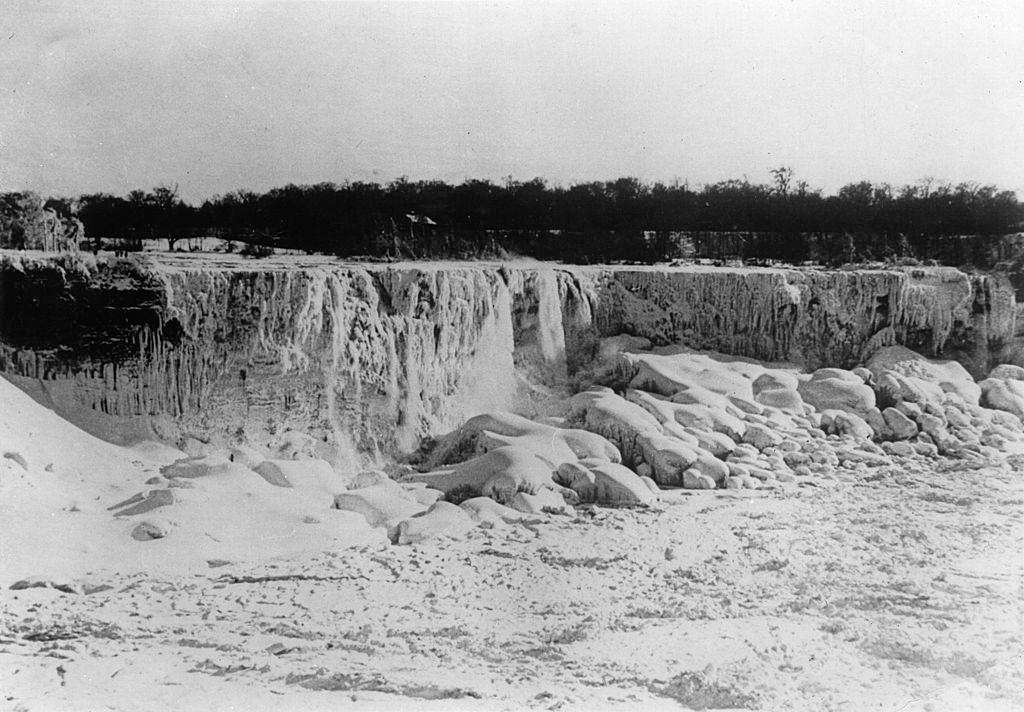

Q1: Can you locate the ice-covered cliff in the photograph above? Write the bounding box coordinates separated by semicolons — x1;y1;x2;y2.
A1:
0;193;83;252
584;265;1019;372
0;252;1018;462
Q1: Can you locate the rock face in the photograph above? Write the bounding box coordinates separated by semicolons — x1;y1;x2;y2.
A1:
0;252;1018;462
589;266;1018;374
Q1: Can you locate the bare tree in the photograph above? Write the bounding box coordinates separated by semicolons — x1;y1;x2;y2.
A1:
151;184;183;251
770;166;794;195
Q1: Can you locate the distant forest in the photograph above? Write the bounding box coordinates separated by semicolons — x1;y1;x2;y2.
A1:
71;169;1023;265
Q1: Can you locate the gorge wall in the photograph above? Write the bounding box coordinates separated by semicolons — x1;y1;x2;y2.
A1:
0;251;1019;463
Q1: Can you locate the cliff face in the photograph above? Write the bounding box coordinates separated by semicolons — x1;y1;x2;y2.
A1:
0;252;1017;460
585;265;1019;372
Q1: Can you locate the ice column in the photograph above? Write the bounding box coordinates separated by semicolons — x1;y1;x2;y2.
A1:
535;269;568;383
456;276;517;417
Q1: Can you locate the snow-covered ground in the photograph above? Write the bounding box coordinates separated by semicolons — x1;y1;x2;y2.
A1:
2;338;1023;711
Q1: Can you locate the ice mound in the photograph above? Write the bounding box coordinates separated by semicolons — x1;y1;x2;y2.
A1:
0;375;383;588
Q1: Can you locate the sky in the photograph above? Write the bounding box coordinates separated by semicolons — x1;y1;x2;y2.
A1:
1;0;1022;203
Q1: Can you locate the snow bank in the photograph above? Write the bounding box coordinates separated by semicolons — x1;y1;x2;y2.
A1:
0;374;383;587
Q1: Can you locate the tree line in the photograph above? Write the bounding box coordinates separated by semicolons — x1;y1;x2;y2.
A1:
72;169;1023;264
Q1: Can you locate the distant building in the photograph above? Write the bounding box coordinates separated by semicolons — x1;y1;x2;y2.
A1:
405;213;438;226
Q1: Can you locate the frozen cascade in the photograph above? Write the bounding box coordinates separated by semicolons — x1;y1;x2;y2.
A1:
0;252;1017;464
137;264;526;466
325;274;368;471
453;276;517;420
893;267;973;354
535;269;568;382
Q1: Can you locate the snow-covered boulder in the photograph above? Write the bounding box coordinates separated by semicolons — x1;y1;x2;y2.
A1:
333;484;425;528
867;345;981;406
980;374;1024;420
253;459;347;493
394;501;475;545
798;372;875;417
555;461;655;506
882;407;919;440
510;489;573;515
405;445;557;504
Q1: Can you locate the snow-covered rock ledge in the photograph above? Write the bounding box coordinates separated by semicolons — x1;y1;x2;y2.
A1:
0;251;1018;461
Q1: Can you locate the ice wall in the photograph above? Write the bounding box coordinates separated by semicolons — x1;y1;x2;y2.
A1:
0;253;1017;462
580;266;1019;370
146;263;525;460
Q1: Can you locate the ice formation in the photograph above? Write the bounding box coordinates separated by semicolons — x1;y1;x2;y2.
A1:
144;263;524;461
0;253;1019;465
3;251;1024;586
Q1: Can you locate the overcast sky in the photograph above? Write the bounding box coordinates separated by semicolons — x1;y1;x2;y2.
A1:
2;0;1022;202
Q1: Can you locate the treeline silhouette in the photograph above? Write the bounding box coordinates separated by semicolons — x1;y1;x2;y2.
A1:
75;170;1023;265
